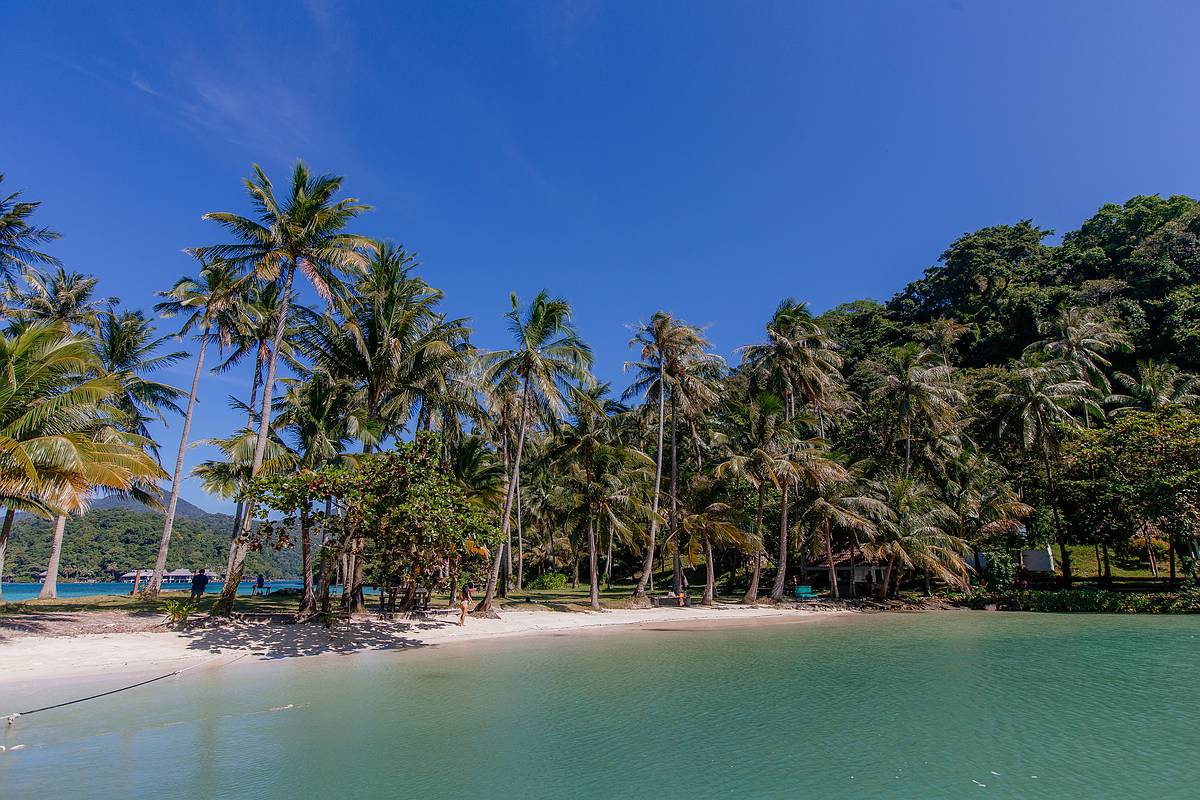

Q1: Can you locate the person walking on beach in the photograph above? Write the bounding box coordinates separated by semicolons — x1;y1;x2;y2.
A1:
253;573;266;596
459;582;474;626
190;568;210;601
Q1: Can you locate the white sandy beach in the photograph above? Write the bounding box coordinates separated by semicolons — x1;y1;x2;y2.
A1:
0;604;850;686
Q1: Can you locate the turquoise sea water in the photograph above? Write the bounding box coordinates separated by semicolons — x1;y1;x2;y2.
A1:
0;580;306;601
2;612;1197;799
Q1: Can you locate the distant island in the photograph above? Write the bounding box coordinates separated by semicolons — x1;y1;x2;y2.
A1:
4;501;299;582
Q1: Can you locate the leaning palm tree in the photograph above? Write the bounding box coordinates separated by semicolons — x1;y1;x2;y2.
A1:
624;312;724;600
1107;360;1200;416
145;258;249;596
869;342;963;476
198;161;373;615
997;356;1097;583
0;175;61;286
474;291;592;614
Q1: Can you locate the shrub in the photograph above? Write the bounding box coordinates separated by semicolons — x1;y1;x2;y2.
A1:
526;572;568;590
163;599;196;625
980;549;1016;593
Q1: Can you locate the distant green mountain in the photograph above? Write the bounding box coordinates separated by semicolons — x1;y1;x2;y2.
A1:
87;494;213;519
3;507;300;582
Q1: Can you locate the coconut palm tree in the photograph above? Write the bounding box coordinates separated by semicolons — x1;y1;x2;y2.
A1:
741;299;848;600
863;474;968;599
39;423;166;599
869;343;964;476
474;291;592;613
997;357;1097;583
198;161;373;615
676;475;751;604
0;175;61;286
0;324;125;599
277;373;360;615
800;477;881;600
91;308;188;448
1026;306;1130;425
548;381;628;609
624;312;724;600
13;266;114;334
1107;360;1200;416
715;392;791;604
144;258;248;597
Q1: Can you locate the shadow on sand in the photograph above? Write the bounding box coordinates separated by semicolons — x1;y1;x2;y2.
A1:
178;614;452;660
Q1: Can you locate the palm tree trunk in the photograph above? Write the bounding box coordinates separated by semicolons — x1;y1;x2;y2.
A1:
743;486;764;604
669;396;683;596
903;420;912;478
879;555;895;600
634;368;667;600
587;511;600;610
298;507;316;617
604;521;614;587
148;327;209;597
1042;445;1072;586
770;482;790;601
702;535;716;605
216;262;296;616
0;508;15;602
516;475;524;591
39;514;68;600
824;521;840;600
477;375;532;614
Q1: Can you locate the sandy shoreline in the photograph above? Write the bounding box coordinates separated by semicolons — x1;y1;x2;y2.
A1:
0;604;853;687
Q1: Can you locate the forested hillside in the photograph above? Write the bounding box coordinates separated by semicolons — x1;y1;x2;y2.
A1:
3;508;299;581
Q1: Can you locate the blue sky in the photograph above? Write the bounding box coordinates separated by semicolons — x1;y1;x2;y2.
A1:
6;0;1200;512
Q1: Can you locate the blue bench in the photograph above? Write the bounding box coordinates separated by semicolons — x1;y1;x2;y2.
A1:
793;585;818;601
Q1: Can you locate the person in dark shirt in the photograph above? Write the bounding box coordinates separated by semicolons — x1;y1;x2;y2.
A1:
254;573;266;596
190;569;210;601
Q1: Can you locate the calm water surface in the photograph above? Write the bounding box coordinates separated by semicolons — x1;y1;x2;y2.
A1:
2;581;309;601
2;612;1197;799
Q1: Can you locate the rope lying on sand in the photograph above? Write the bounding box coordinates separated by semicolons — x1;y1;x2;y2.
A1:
3;653;246;725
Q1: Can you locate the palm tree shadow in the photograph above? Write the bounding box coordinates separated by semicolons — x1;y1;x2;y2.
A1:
179;617;447;660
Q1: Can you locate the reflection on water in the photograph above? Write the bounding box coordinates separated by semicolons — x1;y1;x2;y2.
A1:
2;612;1198;799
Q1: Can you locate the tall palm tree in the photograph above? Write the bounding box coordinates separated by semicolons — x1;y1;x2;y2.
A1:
998;357;1097;583
715;392;790;604
145;259;249;596
0;175;61;286
1107;360;1200;416
549;381;627;609
741;299;847;600
475;291;592;613
198;162;373;615
624;312;723;600
676;475;751;604
869;343;963;476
